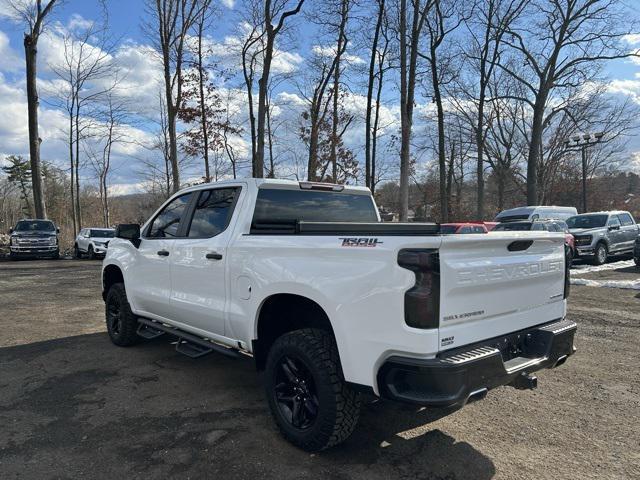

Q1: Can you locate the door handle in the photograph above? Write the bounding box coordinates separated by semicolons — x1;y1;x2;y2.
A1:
206;252;223;260
157;250;170;257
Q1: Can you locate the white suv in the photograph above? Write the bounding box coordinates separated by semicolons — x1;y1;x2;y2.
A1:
74;228;115;259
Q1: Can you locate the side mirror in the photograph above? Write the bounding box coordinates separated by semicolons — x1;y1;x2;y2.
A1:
608;225;620;231
56;227;60;233
8;228;13;234
115;224;141;247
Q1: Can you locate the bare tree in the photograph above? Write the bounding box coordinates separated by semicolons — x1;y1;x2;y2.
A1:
418;0;467;222
364;0;390;193
255;0;305;178
8;0;60;219
328;0;351;183
238;1;266;168
499;0;640;204
147;0;204;193
86;94;131;227
450;0;526;218
50;18;115;231
398;0;432;221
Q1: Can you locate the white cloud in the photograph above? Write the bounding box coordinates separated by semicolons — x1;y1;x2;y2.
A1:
220;0;235;8
311;45;365;66
608;78;640;104
0;31;22;71
204;23;304;75
623;33;640;45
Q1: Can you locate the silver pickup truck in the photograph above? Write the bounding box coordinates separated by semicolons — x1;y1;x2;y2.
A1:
567;211;639;265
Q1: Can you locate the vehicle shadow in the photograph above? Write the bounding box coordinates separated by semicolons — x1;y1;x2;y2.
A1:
326;399;496;478
0;333;495;479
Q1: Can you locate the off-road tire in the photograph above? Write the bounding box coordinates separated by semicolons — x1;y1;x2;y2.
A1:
264;328;361;452
592;242;607;266
105;283;140;347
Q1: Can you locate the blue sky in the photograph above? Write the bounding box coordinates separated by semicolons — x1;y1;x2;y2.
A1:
0;0;639;195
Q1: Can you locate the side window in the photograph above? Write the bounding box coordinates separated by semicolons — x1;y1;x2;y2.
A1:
472;226;485;233
619;213;634;226
187;188;239;238
532;223;545;231
459;226;472;234
608;216;621;228
147;193;193;238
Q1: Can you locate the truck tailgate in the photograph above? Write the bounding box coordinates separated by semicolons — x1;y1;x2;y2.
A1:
438;233;567;351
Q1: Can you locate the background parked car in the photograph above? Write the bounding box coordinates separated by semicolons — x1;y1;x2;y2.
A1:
74;228;115;259
8;219;60;260
494;205;577;222
566;211;638;265
440;223;488;234
634;235;640;267
492;219;575;262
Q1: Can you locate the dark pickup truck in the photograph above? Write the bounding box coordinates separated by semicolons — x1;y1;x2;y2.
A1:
9;219;60;259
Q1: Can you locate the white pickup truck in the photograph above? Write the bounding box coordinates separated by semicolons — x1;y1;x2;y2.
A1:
102;179;576;451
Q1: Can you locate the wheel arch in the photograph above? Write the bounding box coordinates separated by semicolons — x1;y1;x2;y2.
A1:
253;293;337;371
102;263;124;301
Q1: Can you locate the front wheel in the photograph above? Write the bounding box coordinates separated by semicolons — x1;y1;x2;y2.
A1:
105;283;140;346
73;244;82;259
88;245;96;260
593;243;607;266
264;328;361;452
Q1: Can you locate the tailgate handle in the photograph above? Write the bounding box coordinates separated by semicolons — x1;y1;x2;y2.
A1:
508;240;533;252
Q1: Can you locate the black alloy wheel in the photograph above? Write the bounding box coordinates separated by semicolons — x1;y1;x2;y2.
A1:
273;355;320;430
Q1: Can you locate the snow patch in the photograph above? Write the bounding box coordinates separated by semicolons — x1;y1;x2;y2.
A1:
571;259;636;276
571;277;640;290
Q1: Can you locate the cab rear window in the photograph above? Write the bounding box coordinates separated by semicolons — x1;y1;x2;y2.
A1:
252;188;378;226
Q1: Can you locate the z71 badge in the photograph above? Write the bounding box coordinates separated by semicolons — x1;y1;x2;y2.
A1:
339;237;383;247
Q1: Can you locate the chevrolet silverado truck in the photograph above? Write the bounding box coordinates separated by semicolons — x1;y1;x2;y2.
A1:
567;211;639;265
102;179;576;451
9;219;60;259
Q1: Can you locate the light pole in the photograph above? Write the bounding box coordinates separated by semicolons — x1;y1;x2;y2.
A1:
564;132;604;213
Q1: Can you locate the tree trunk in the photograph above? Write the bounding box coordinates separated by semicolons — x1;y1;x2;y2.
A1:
266;94;275;178
167;105;180;192
497;167;505;210
24;38;47;219
307;113;320;181
475;97;485;219
74;104;82;229
255;31;274;178
371;63;384;195
527;97;546;205
446;145;454;220
430;48;447;222
68;112;77;233
365;0;384;190
399;0;409;222
196;22;210;182
330;57;340;183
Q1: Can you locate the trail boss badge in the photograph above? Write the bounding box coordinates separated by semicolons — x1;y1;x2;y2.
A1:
339;237;383;247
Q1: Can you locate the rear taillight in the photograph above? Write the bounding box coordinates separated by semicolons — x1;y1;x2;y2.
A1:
397;249;440;329
564;246;571;299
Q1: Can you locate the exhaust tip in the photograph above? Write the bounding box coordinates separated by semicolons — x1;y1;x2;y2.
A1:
554;355;568;368
467;388;488;404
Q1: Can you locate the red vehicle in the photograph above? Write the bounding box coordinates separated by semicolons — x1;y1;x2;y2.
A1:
483;221;498;231
440;223;489;234
492;220;575;260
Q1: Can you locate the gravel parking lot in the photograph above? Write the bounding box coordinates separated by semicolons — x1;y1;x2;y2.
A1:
1;259;638;479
